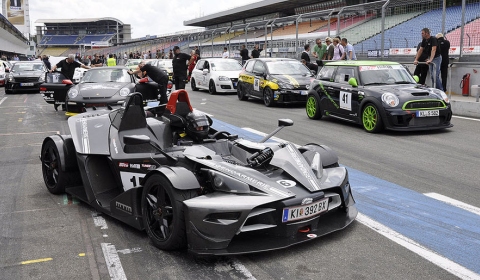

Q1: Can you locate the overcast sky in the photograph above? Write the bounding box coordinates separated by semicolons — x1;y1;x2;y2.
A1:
28;0;260;38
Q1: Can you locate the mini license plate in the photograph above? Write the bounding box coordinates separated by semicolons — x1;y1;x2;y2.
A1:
20;83;34;86
282;198;329;222
416;110;439;117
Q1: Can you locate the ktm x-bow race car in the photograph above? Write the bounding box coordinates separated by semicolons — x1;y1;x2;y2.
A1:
40;90;357;255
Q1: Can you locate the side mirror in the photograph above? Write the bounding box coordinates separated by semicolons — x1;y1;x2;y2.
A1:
123;135;151;145
348;77;358;87
278;119;293;127
413;75;420;83
62;79;73;85
202;69;209;74
138;77;149;83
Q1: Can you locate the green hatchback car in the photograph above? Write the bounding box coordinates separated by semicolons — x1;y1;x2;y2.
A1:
306;61;453;132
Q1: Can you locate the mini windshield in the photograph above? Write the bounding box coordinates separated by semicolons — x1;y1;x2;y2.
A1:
359;65;416;85
81;69;131;83
267;61;312;75
210;61;242;71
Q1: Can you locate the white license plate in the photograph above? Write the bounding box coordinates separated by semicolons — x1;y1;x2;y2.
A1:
301;90;308;95
282;198;329;222
233;82;237;87
416;110;439;117
20;83;34;86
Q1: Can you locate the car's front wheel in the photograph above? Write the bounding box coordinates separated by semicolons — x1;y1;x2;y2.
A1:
41;140;69;194
263;87;275;107
306;94;323;119
191;78;198;91
237;84;248;101
142;174;197;250
362;103;384;133
208;80;216;95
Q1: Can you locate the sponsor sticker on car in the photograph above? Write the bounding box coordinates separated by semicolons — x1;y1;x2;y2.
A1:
282;198;329;222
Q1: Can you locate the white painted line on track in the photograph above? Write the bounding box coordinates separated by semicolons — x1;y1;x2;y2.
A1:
424;193;480;216
92;211;108;229
214;258;256;280
356;213;480;280
0;97;7;106
452;115;480;122
101;243;127;280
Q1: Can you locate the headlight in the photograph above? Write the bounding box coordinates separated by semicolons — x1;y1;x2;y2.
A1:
119;88;131;97
208;170;250;194
381;92;399;107
8;75;14;82
278;81;294;89
432;88;450;104
38;75;45;82
218;76;230;81
68;88;79;98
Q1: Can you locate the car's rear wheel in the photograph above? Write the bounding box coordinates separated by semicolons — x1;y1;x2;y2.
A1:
263;87;275;107
41;140;69;194
142;174;197;250
306;94;323;120
191;78;198;91
208;80;216;95
362;103;384;133
237;84;248;101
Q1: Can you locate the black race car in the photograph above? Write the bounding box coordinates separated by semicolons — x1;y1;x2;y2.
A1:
237;58;315;107
5;61;48;94
306;61;453;132
40;66;172;113
40;89;357;255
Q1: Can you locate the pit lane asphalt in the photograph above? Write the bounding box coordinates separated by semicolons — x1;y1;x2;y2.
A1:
0;86;478;280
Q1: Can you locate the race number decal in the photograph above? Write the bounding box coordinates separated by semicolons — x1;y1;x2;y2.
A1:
277;180;296;188
120;171;145;191
254;78;260;91
340;91;352;111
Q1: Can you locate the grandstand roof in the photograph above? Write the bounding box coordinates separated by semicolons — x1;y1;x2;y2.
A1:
184;0;326;27
35;17;124;25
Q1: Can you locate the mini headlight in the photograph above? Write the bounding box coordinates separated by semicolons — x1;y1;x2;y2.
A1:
381;92;399;107
432;88;450;104
119;88;131;97
68;88;79;99
218;76;230;81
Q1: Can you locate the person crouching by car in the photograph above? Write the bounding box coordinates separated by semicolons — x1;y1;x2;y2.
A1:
172;46;191;90
128;61;169;105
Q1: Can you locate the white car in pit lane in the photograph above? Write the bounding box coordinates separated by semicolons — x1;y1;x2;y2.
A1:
190;58;242;94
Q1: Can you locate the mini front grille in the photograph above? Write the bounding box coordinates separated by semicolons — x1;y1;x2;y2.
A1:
404;100;445;109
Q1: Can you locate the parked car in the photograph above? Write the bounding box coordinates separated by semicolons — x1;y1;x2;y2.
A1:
190;58;242;94
237;58;315;106
306;60;453;132
0;60;12;86
40;90;357;255
5;61;48;94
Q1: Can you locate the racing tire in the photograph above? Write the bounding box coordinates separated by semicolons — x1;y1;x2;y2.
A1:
237;84;248;101
263;87;275;107
208;80;216;95
362;103;384;133
191;78;198;91
142;174;198;251
306;94;323;120
41;140;70;194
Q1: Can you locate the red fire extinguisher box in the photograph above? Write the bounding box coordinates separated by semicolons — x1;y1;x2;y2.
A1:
460;73;470;96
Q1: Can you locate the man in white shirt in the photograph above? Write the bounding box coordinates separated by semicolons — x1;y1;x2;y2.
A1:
222;47;229;59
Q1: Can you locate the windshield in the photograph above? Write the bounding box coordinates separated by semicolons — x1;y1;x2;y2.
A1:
81;69;132;83
210;61;242;71
267;61;312;75
359;65;416;85
11;63;45;72
157;60;173;68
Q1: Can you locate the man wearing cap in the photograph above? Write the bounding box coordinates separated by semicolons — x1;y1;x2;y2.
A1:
414;28;442;90
325;37;334;60
436;33;450;92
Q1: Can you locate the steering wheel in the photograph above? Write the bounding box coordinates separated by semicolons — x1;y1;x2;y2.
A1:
211;131;231;139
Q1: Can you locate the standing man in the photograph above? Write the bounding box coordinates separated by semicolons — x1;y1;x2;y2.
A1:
106;54;116;66
413;41;429;85
50;54;90;80
222;47;229;58
340;38;356;60
129;61;169;105
414;28;442;90
436;33;450;92
91;53;104;67
172;46;191;90
240;44;249;65
194;46;201;59
325;37;334;60
42;55;51;70
251;44;265;58
312;38;327;67
301;44;318;73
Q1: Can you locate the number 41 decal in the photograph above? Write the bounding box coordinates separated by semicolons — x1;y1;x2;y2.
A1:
340;91;352;111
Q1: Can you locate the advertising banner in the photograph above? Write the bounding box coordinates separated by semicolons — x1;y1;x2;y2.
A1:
5;0;25;25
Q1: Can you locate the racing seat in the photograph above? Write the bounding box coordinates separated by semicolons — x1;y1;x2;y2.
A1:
165;89;193;128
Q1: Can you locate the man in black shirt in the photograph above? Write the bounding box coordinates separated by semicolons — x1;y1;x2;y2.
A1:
240;44;249;65
250;44;265;59
414;28;442;90
50;54;90;80
129;61;169;104
301;44;318;73
91;53;104;67
436;33;451;92
172;46;191;90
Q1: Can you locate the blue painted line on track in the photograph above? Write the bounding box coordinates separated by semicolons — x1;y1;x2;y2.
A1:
211;118;480;274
